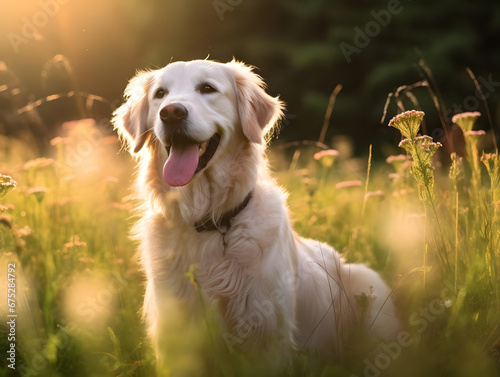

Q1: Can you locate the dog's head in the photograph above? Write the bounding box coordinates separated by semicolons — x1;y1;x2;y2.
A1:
113;60;284;187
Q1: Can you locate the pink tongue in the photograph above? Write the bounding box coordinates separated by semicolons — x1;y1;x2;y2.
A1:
163;143;199;187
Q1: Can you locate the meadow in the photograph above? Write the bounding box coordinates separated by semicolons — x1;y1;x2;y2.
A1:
0;104;499;377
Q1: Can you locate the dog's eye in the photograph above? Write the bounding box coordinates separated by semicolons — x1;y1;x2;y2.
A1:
198;83;217;94
154;89;167;99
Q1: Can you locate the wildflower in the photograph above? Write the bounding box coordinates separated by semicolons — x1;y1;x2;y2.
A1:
0;205;11;213
335;180;362;189
398;138;413;153
414;135;442;157
388;110;425;140
385;154;410;164
62;118;96;130
464;130;486;138
402;136;442;202
386;154;411;174
314;149;339;169
364;190;384;199
481;152;500;200
464;131;485;187
392;188;414;197
17;225;33;237
0;174;17;200
449;153;464;184
464;130;486;136
452;112;481;134
64;235;87;249
23;158;56;171
389;111;441;204
398;135;441;161
411;157;439;203
50;136;72;146
480;152;499;173
26;187;49;203
388;173;402;180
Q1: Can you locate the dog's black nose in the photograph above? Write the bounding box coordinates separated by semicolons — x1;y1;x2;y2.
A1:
160;104;188;125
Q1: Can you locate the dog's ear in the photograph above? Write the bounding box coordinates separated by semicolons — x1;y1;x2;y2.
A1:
113;70;154;154
226;60;284;144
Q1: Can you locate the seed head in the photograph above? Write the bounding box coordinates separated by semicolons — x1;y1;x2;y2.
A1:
23;158;56;171
0;174;17;200
464;130;486;137
386;154;410;164
26;187;49;203
415;135;442;158
388;110;425;140
452;112;481;134
398;138;413;154
314;149;339;168
335;180;362;189
481;152;499;186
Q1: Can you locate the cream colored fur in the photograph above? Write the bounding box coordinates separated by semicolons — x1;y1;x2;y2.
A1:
112;60;400;369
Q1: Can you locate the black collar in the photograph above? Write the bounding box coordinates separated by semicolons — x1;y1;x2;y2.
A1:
194;191;253;233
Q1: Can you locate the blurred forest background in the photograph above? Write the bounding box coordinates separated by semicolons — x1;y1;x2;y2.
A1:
0;0;499;155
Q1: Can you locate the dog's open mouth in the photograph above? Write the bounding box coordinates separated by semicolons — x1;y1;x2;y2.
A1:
163;133;221;187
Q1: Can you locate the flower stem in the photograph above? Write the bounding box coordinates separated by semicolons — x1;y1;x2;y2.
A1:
361;144;372;218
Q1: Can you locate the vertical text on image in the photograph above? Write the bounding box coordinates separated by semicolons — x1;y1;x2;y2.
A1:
6;262;17;370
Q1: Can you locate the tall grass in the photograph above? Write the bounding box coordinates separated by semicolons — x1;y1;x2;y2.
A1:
0;125;155;376
0;96;499;376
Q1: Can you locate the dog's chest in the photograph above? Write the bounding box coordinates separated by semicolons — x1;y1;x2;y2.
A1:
148;215;265;301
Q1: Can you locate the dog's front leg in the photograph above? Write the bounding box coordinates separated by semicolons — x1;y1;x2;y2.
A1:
144;281;209;376
198;244;297;360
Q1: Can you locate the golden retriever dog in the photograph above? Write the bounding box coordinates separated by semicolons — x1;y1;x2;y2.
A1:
113;59;400;371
